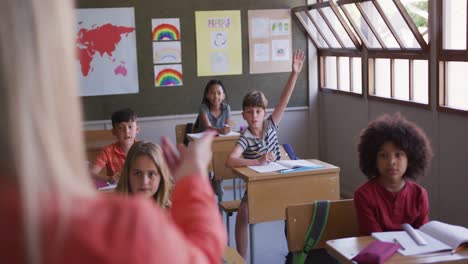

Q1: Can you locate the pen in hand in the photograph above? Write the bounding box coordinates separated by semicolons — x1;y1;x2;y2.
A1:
451;245;464;255
393;238;406;250
253;150;264;156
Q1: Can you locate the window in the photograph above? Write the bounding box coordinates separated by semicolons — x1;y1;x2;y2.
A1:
292;0;429;105
439;0;468;113
321;56;362;94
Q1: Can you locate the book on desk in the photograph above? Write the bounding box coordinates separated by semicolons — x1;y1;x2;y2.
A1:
247;159;324;173
186;131;240;140
371;221;468;256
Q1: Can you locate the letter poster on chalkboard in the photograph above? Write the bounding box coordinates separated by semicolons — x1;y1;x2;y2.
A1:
195;10;242;76
248;9;292;74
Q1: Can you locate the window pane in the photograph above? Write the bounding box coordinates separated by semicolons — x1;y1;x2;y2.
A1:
297;11;328;48
321;7;356;48
352;57;362;94
342;4;382;48
325;56;337;89
394;59;409;100
375;59;391;97
413;60;428;104
447;62;468;110
309;9;342;48
337;7;362;45
379;0;423;48
339;57;350;91
360;1;400;48
443;0;467;50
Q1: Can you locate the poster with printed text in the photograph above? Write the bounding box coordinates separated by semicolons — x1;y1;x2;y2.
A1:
76;7;139;96
195;10;242;76
248;9;292;74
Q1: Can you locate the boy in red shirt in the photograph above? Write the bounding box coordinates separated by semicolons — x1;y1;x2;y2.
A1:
90;108;139;183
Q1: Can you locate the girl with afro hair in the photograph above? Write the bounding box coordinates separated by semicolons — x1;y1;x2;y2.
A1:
354;113;433;235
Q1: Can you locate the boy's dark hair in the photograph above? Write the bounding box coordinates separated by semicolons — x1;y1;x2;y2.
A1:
202;80;228;107
357;113;433;180
242;90;268;110
111;108;137;128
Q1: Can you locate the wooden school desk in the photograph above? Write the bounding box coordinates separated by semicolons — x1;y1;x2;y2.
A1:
223;246;246;264
232;159;340;264
326;236;468;264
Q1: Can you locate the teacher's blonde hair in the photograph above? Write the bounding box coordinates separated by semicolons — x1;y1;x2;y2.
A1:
0;0;95;262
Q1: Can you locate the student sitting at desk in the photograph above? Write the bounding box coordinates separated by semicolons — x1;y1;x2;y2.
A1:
89;108;139;184
225;50;305;259
116;141;173;208
354;113;433;235
193;79;232;135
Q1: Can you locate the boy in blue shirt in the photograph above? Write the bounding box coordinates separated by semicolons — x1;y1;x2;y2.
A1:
225;50;305;259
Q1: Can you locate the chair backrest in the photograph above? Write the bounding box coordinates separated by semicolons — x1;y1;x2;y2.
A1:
84;129;114;143
279;143;299;160
84;129;114;162
175;124;187;145
286;199;358;252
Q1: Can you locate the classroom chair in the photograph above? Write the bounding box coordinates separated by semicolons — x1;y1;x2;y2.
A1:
174;123;193;146
285;199;358;263
84;129;114;177
219;199;241;246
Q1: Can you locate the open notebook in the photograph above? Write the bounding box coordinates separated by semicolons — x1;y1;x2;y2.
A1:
372;221;468;256
187;131;240;139
247;159;324;173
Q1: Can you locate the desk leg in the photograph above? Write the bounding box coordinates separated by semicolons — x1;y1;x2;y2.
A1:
238;178;243;198
249;223;255;264
233;178;237;200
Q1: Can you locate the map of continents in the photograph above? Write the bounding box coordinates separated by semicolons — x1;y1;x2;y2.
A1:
76;8;139;96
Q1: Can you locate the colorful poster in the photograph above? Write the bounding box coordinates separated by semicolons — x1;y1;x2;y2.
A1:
154;64;183;87
152;18;181;41
248;9;292;74
153;42;181;64
195;10;242;76
271;39;290;61
76;7;139;96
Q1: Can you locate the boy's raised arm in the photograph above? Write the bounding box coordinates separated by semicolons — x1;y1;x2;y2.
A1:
271;50;305;125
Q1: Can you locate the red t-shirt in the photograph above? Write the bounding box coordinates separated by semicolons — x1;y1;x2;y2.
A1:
0;176;226;263
94;141;130;176
354;178;429;235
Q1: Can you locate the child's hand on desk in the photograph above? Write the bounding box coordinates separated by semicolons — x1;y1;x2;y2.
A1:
219;125;231;135
258;152;275;165
161;132;216;181
108;172;120;184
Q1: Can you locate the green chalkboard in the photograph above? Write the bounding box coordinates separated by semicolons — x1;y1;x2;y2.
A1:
77;0;307;121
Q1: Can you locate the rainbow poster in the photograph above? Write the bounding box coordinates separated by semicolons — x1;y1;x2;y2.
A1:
153;42;181;64
152;18;180;41
154;64;183;87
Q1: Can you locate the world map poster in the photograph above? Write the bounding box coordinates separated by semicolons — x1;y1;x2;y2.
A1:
76;8;139;96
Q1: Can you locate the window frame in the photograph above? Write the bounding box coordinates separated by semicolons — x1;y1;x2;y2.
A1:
437;0;468;116
292;0;431;108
